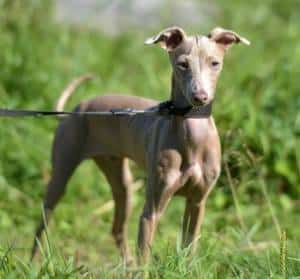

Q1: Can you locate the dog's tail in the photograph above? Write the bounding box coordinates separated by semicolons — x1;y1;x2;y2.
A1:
55;74;95;111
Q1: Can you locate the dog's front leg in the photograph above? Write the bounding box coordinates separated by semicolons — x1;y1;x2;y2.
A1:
182;193;207;254
137;170;179;264
181;167;220;253
181;145;221;253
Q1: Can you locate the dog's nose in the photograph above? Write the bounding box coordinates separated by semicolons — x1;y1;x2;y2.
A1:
192;90;208;104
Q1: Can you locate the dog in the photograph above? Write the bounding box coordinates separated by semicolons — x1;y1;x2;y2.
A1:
32;26;249;264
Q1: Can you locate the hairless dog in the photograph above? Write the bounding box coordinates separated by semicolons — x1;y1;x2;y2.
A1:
32;26;249;264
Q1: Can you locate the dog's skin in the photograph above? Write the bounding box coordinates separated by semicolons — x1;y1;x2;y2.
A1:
32;27;249;264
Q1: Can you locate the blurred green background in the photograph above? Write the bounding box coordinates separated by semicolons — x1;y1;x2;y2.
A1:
0;0;299;277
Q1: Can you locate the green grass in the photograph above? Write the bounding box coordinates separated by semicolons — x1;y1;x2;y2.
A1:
0;0;299;277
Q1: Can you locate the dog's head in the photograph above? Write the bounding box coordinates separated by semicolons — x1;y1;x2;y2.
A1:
145;27;250;107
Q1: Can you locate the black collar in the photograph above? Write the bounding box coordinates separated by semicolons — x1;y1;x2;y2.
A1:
158;100;212;118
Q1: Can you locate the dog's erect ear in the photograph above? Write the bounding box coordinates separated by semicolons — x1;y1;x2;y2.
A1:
144;27;187;51
208;27;250;50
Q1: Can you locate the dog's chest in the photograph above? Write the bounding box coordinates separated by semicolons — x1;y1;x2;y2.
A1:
175;155;219;197
184;162;204;186
173;118;220;193
180;118;209;148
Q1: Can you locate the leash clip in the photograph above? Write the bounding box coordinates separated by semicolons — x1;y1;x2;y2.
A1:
110;108;135;115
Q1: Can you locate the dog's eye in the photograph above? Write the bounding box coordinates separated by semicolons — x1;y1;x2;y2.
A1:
176;61;189;70
211;61;220;67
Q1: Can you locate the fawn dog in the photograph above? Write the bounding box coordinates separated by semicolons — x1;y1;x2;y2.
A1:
32;26;249;264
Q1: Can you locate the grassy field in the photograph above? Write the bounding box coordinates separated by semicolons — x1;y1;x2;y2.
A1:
0;0;299;278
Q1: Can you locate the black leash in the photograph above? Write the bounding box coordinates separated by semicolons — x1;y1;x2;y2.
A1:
0;108;152;117
0;101;212;118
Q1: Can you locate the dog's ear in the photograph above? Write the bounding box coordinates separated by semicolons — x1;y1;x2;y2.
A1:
145;27;187;51
208;27;250;50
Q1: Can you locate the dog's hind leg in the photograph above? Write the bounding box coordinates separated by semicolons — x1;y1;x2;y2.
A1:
94;156;134;264
31;118;85;259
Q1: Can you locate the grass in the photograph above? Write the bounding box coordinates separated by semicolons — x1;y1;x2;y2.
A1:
1;210;300;278
0;0;299;277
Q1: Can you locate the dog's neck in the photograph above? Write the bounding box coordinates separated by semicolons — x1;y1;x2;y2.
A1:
170;73;190;108
169;73;212;119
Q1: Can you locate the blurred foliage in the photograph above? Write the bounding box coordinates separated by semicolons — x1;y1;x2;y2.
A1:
0;0;299;275
214;0;300;197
